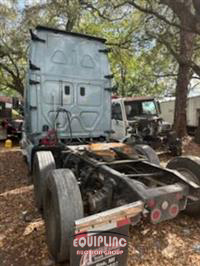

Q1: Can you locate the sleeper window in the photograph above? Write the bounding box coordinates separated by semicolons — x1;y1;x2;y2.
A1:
65;86;70;95
80;87;85;96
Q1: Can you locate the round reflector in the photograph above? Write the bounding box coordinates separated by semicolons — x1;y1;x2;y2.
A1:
161;201;169;210
169;204;179;217
150;208;161;223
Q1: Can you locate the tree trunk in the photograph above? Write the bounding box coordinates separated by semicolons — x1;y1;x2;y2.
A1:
174;20;194;138
174;63;190;137
120;66;126;96
14;78;24;96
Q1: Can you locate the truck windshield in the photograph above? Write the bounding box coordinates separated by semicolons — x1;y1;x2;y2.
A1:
125;100;157;120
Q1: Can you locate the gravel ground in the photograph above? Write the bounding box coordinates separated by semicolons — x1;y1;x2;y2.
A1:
0;139;200;266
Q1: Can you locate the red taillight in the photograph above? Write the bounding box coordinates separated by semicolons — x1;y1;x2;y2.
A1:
169;204;179;217
147;199;156;209
117;218;130;228
150;208;161;223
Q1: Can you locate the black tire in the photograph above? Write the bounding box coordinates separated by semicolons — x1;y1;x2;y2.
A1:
134;144;160;166
43;169;83;262
32;151;55;211
167;156;200;216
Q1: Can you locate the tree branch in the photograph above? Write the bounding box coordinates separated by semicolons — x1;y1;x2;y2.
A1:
154;73;178;78
145;29;181;63
0;62;17;80
128;0;182;29
160;0;200;34
80;1;128;22
128;0;200;35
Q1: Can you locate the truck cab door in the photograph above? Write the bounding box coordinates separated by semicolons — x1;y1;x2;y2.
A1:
111;102;126;140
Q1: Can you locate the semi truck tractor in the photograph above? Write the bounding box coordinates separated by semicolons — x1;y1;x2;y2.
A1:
111;96;182;156
21;26;200;265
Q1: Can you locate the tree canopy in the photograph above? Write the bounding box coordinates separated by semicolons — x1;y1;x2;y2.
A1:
1;0;200;137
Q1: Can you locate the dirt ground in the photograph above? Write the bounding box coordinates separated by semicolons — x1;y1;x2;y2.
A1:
0;138;200;266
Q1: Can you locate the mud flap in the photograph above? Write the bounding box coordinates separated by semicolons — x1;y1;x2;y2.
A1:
70;201;143;266
70;226;129;266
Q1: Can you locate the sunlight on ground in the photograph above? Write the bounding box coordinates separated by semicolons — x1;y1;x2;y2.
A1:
0;185;33;197
161;232;186;259
23;219;44;236
0;233;6;248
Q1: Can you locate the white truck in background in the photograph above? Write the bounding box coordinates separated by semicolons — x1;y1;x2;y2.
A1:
111;96;182;156
160;95;200;134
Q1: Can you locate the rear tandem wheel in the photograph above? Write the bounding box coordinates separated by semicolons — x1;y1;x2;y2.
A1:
167;156;200;216
43;168;84;262
32;151;56;211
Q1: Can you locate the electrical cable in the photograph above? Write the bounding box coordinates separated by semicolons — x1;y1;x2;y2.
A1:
48;108;73;144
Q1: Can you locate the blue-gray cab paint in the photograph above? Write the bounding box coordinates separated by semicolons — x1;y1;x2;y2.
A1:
24;26;112;146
